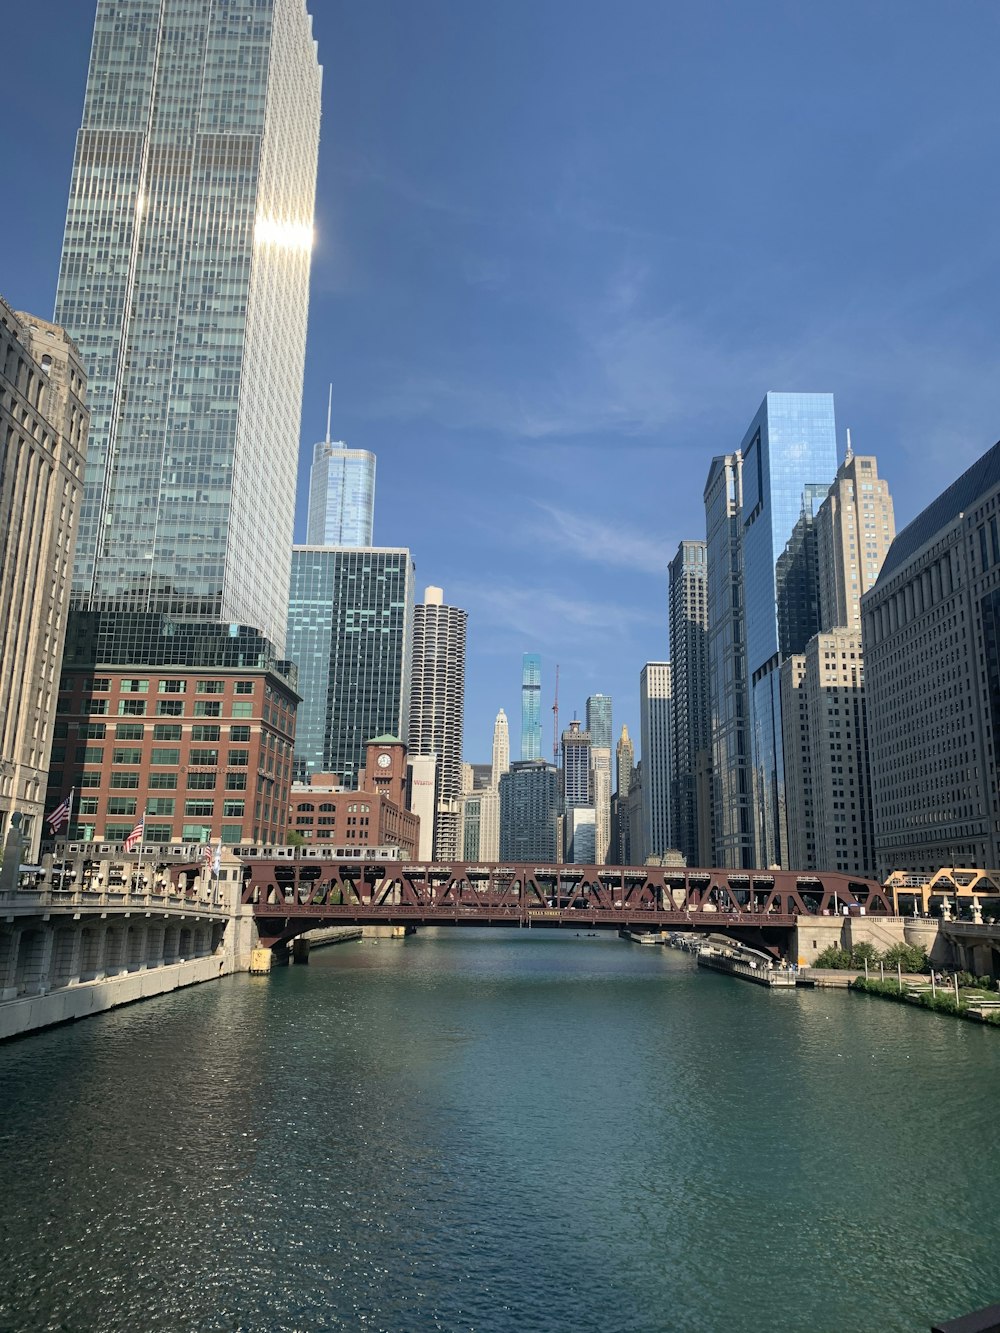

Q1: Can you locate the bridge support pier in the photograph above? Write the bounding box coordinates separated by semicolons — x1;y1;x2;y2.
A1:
292;938;310;965
249;947;272;975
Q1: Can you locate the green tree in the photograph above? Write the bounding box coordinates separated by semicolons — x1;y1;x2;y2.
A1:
881;942;929;973
814;945;854;969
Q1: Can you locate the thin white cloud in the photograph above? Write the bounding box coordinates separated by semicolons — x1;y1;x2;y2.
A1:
529;501;672;577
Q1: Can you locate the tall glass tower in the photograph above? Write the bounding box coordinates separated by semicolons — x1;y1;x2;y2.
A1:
520;652;542;760
306;435;376;546
740;392;838;867
54;0;322;652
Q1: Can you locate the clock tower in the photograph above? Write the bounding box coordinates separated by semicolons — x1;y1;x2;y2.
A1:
361;735;408;806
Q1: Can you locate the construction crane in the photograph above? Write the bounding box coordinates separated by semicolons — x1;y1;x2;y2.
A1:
552;663;560;766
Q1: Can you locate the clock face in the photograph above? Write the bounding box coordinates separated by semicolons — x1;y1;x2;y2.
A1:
376;753;392;769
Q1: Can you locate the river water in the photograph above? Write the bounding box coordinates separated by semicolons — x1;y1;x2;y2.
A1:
1;929;999;1333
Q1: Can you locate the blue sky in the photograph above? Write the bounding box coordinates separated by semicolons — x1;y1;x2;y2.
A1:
6;0;1000;765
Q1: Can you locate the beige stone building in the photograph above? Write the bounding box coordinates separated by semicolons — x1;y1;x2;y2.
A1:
0;300;89;859
780;450;895;878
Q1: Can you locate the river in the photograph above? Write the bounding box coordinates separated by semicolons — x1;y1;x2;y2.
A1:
1;929;998;1332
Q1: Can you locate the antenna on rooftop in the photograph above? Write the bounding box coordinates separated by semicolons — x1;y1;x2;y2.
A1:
552;664;560;766
325;384;333;447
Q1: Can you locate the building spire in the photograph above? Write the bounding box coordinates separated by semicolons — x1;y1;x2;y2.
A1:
325;383;333;447
845;427;853;463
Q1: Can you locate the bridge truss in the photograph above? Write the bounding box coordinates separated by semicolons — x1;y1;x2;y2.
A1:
240;860;892;949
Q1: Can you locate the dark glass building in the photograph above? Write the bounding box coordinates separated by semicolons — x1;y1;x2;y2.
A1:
499;761;559;863
286;547;414;790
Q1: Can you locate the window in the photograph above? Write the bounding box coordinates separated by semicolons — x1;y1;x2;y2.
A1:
231;702;253;718
75;745;104;763
87;678;110;692
319;803;336;813
86;699;108;714
153;724;182;740
144;824;172;843
194;701;222;717
158;679;186;694
110;773;140;789
156;700;184;716
189;749;218;766
112;748;142;765
78;797;99;816
150;748;180;765
79;723;105;739
115;723;144;740
148;773;177;790
229;725;250;742
107;798;137;816
186;772;217;790
118;700;146;716
196;680;224;694
105;824;133;842
228;749;249;766
221;825;243;844
184;801;214;818
182;825;211;842
79;772;102;788
191;725;220;741
223;801;245;817
120;679;149;694
147;798;175;816
225;771;247;790
235;681;254;695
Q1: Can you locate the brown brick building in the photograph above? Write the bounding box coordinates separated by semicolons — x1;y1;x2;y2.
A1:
47;615;298;847
289;737;419;856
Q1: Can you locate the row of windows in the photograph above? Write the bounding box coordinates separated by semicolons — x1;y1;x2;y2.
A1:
71;698;258;718
69;677;257;695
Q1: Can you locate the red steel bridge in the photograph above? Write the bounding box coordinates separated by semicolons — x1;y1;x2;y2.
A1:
240;857;893;952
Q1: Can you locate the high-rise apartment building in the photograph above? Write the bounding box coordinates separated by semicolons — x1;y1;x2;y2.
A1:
863;438;1000;879
409;587;467;859
704;453;754;869
499;760;559;862
520;653;542;760
54;0;322;652
561;720;592;811
306;429;376;547
668;541;709;866
739;393;838;867
640;663;673;858
286;547;414;789
1;301;90;858
585;695;612;751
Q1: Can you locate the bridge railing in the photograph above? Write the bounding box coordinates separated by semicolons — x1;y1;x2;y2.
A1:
0;879;231;916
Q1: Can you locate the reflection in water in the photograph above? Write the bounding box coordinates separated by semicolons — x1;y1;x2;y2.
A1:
1;929;999;1332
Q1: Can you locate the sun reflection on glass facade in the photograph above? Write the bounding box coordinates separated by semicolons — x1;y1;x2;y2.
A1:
54;0;321;652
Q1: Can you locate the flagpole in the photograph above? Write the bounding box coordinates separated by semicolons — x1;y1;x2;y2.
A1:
65;788;75;891
137;812;146;898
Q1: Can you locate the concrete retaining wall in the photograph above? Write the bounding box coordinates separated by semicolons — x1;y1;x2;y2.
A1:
0;955;228;1041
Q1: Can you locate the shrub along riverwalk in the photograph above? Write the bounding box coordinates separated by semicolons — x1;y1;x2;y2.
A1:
850;976;1000;1026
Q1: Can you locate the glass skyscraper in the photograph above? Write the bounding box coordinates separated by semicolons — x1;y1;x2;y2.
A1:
54;0;322;652
520;652;542;760
585;694;612;751
306;440;376;546
739;393;838;867
286;547;414;789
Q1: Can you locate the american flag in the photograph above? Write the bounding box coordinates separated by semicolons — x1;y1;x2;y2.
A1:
123;813;145;853
46;789;74;834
